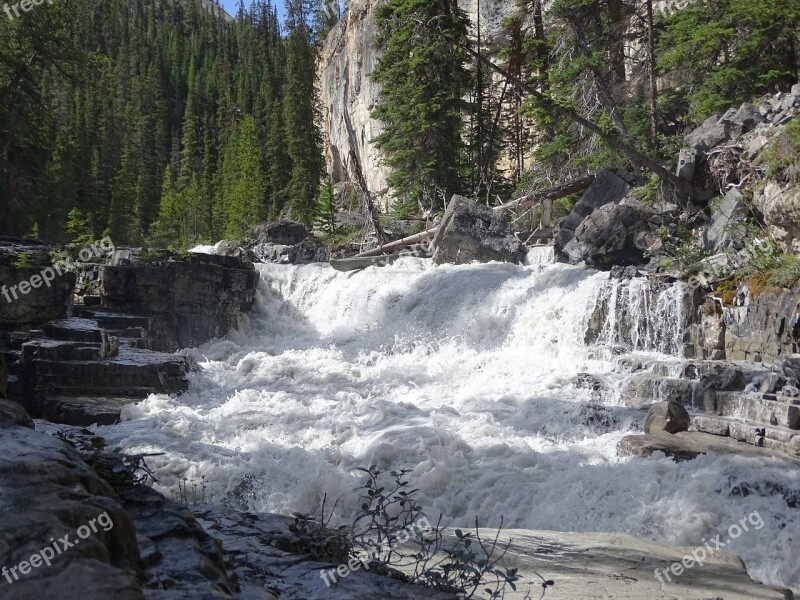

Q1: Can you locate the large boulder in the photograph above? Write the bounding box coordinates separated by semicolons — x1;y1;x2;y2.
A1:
243;221;330;264
703;188;749;253
431;196;525;265
643;400;691;434
554;170;630;261
565;202;660;268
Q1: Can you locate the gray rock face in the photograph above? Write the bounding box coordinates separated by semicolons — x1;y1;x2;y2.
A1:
99;253;258;351
0;241;77;327
554;170;630;261
758;180;800;253
431;196;525;265
567;203;659;268
781;356;800;383
702;188;749;252
643;400;691;434
724;284;800;363
0;353;6;398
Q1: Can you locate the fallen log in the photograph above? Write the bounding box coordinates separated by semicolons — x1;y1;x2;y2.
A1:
495;174;596;212
354;227;439;258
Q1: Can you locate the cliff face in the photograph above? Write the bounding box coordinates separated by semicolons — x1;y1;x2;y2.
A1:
318;0;523;210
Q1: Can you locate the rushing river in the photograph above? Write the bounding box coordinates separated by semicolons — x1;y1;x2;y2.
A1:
99;254;800;588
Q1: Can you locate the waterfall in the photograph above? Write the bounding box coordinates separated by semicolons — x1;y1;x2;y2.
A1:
99;257;800;589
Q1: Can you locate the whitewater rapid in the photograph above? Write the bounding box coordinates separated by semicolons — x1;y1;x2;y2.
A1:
99;256;800;588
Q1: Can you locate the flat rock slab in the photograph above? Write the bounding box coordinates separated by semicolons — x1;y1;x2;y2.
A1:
618;431;800;463
194;505;792;600
489;529;792;599
35;395;142;426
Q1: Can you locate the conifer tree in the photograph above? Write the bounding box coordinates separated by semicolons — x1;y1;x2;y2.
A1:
371;0;472;211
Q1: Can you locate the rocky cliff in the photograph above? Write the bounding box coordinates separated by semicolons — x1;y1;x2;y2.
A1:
318;0;524;209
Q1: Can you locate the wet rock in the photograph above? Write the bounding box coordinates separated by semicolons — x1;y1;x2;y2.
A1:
790;435;800;457
0;398;33;427
643;400;691;434
431;196;525;265
554;170;629;260
0;417;142;599
620;374;695;408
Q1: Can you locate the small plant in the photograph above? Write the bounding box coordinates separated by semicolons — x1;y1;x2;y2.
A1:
171;476;209;505
12;252;34;268
288;494;351;562
290;467;540;599
84;447;163;489
28;223;40;239
65;208;94;245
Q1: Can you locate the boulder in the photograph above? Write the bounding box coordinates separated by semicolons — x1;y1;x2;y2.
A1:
643;400;691;434
565;203;659;268
702;188;749;253
243;221;330;264
250;220;309;246
431;196;525;265
684;114;730;151
620;374;695;408
554;170;629;260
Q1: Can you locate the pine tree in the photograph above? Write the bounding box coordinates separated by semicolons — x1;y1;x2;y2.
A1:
371;0;472;211
284;0;325;226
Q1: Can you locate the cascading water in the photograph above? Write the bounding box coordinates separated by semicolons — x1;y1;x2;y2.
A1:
99;257;800;589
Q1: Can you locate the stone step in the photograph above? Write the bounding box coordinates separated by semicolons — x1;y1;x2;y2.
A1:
42;318;104;343
692;414;799;456
30;394;142;426
22;339;118;362
78;310;154;332
702;390;800;429
29;347;191;397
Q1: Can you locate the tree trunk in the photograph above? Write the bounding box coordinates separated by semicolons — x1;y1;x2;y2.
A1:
645;0;659;151
608;0;626;84
457;41;710;202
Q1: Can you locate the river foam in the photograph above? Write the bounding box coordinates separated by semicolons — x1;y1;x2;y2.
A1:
99;257;800;588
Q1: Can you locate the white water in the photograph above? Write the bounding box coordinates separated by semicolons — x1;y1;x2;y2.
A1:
99;258;800;588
